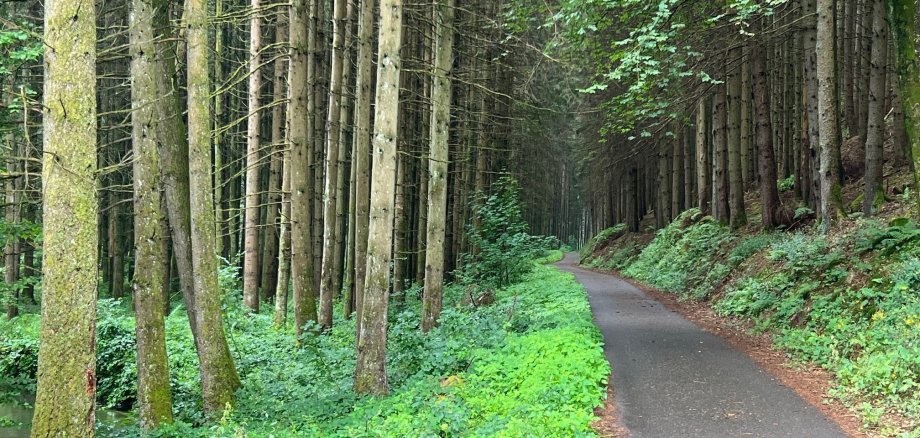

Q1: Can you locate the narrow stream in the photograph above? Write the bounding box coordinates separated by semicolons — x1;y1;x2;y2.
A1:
0;393;132;437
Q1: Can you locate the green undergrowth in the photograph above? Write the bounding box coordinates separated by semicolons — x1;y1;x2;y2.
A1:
582;210;919;435
1;253;608;437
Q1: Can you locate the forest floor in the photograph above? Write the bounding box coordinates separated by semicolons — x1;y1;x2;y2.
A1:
557;253;849;438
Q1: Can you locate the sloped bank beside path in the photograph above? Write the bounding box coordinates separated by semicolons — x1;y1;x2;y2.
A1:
556;252;846;438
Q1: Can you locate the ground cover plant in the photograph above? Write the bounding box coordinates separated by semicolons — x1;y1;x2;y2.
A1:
582;213;920;435
1;251;609;437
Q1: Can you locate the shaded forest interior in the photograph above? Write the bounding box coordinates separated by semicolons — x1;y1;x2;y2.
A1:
2;0;920;436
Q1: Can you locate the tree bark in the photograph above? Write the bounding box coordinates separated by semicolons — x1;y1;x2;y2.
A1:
728;47;747;228
243;0;264;312
696;97;710;214
803;0;822;211
261;18;287;306
817;0;845;231
355;0;403;396
187;0;242;413
752;37;784;230
422;0;455;333
32;0;98;432
864;0;888;215
130;0;174;427
352;0;375;340
888;0;920;215
290;0;318;336
713;84;729;224
319;0;348;329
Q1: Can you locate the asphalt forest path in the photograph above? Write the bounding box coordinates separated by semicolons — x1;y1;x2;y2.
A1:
556;253;846;438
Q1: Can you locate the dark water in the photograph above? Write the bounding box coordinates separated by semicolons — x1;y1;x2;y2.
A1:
0;393;131;438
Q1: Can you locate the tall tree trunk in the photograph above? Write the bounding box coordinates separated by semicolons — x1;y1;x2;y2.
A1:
888;0;920;215
728;47;747;228
803;0;822;211
32;0;98;432
319;0;348;328
864;0;888;215
334;0;355;303
713;84;729;224
817;0;845;231
355;0;403;396
671;128;684;217
752;37;784;230
110;201;127;299
243;0;264;312
261;19;287;305
422;0;455;333
290;0;318;336
187;0;242;413
352;0;375;340
130;0;174;427
4;135;20;318
740;47;752;187
696;97;710;214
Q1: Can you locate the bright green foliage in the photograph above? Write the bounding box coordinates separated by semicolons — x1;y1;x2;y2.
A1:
580;224;626;260
855;217;920;255
590;213;918;428
777;174;796;193
716;229;920;424
624;209;735;297
507;0;788;135
457;177;558;288
0;313;38;389
3;258;608;436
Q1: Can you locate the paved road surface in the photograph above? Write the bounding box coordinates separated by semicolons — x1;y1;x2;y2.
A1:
556;253;845;438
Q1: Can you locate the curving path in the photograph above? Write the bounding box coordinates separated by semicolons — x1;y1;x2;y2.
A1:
556;253;846;438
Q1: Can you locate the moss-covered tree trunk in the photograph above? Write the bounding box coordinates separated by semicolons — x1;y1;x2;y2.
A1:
130;0;174;428
31;0;98;432
355;0;403;396
289;0;318;337
352;0;375;340
422;0;455;333
186;0;242;413
887;0;920;215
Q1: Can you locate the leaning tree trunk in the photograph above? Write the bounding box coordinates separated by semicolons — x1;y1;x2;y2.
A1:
355;0;403;396
422;0;455;333
130;0;174;427
864;0;888;215
187;0;242;414
31;0;98;433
